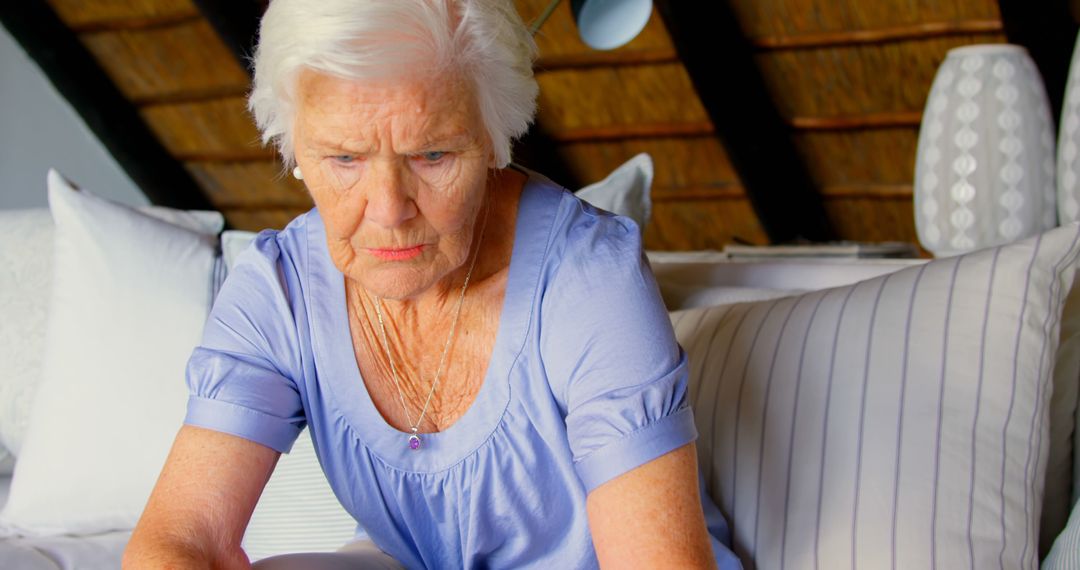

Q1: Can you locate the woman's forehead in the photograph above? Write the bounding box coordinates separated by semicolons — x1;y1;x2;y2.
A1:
295;70;481;149
298;69;471;113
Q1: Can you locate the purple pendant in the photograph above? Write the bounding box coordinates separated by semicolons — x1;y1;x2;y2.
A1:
408;433;421;451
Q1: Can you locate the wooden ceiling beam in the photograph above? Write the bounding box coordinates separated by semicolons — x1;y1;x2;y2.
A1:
546;121;715;142
789;111;923;131
655;0;834;243
66;12;202;33
998;0;1078;129
0;2;212;211
752;20;1004;51
536;48;679;70
190;0;264;72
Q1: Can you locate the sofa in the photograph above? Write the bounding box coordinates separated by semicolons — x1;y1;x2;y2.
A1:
1;165;1079;569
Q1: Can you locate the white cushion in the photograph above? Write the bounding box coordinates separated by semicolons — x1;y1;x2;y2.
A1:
575;152;653;230
1044;499;1080;568
0;202;222;466
655;253;1080;553
0;170;221;536
222;230;259;270
0;209;54;463
674;222;1080;568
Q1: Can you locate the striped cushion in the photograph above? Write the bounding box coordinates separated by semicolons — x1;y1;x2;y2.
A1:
674;222;1080;569
242;428;358;561
1043;500;1080;569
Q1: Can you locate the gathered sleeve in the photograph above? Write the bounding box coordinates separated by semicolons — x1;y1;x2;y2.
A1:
540;204;696;493
184;231;306;453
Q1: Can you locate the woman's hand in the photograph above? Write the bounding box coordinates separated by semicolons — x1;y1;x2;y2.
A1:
123;425;279;569
586;443;717;569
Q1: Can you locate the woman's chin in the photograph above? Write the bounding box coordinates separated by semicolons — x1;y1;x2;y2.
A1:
349;264;438;301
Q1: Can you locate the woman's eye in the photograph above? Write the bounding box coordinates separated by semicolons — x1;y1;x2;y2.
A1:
419;151;446;162
332;155;356;164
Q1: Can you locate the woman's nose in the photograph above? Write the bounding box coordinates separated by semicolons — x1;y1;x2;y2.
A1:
364;161;418;228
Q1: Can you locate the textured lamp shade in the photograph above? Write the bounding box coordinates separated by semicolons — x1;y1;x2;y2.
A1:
571;0;652;50
1058;32;1080;223
915;44;1056;257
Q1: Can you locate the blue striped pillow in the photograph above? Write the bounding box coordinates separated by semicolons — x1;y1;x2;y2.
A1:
674;222;1080;569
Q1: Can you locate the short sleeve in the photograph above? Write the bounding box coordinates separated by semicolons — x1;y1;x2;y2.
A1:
540;200;697;493
184;231;305;453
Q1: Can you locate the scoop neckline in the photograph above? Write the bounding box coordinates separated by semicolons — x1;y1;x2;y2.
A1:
305;171;561;473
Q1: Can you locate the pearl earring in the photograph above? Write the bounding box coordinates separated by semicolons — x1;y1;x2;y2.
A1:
292;166;304;180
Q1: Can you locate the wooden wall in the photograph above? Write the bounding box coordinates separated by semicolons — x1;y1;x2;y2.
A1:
517;0;767;249
46;0;313;231
42;0;1019;252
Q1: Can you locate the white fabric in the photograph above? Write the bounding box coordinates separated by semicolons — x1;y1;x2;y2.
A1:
222;230;259;271
0;203;221;465
654;253;1080;554
0;170;220;536
243;428;359;562
0;540;57;569
0;476;10;512
574;153;653;230
0;209;54;460
0;531;131;570
252;539;404;569
673;223;1080;569
1043;500;1080;569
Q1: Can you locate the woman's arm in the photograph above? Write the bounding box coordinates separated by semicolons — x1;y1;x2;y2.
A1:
123;425;279;569
586;443;716;569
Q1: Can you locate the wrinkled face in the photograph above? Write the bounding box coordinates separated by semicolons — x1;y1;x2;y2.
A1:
293;70;493;300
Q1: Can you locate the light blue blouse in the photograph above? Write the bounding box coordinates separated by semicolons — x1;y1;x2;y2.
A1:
184;173;741;569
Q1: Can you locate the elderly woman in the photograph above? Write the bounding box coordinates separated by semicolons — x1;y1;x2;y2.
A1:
125;0;740;568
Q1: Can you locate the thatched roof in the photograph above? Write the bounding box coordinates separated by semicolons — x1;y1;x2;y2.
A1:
5;0;1077;251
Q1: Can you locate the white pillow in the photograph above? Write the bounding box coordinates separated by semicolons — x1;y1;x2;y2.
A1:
0;450;12;477
575;152;653;230
652;253;1080;551
0;202;222;463
222;230;259;270
674;222;1080;569
0;170;221;536
0;209;52;463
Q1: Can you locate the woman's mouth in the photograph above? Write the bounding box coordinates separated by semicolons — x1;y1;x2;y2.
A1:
366;245;425;261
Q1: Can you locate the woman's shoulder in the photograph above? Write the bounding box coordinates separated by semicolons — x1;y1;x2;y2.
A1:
230;210;317;277
218;209;320;322
520;171;643;269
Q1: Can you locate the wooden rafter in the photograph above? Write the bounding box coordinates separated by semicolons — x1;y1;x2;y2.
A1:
0;1;212;211
655;0;834;243
751;20;1004;51
190;0;264;72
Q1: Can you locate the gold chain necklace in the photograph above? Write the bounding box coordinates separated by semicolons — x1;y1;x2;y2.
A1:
370;200;490;451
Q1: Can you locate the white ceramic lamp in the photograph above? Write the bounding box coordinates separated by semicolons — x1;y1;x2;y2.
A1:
915;44;1057;257
1057;31;1080;224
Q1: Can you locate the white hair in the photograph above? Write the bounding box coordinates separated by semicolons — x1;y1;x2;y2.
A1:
248;0;538;169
